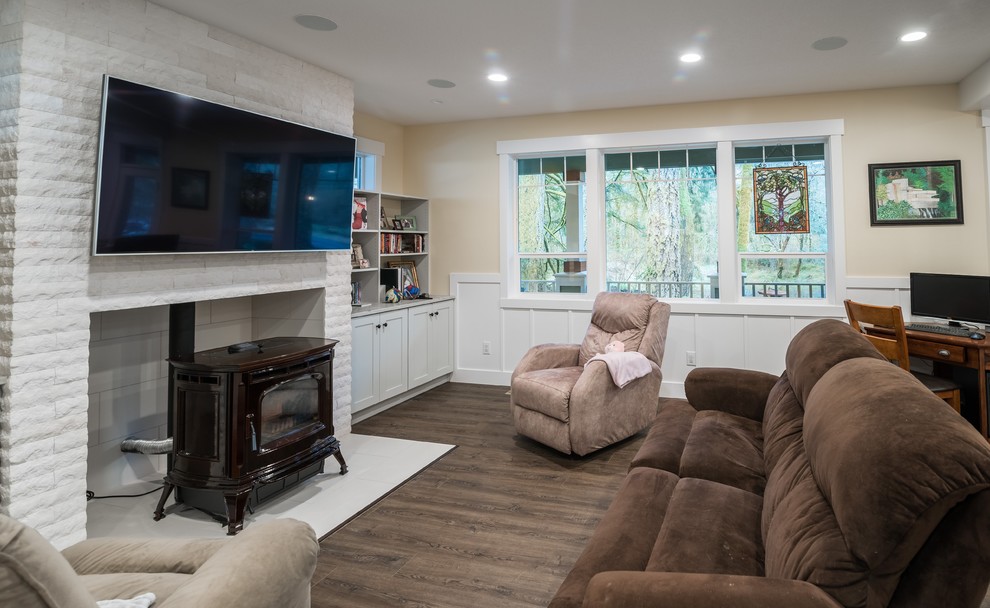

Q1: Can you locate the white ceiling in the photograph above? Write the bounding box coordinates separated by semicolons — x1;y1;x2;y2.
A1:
152;0;990;126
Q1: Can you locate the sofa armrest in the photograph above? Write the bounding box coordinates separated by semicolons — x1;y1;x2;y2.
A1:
583;571;843;608
683;367;779;421
66;519;318;608
157;519;318;608
64;537;226;576
511;343;580;380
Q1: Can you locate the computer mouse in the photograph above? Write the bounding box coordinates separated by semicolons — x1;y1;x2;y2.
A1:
969;332;985;340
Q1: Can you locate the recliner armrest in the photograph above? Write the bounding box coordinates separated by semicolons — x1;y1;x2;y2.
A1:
64;536;226;575
683;367;780;421
511;343;580;380
66;519;318;608
583;571;843;608
158;519;318;608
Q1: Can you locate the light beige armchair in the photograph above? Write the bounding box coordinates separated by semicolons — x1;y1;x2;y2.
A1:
1;514;318;608
510;291;671;456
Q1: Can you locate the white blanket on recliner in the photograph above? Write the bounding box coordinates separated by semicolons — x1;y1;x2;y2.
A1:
584;351;652;388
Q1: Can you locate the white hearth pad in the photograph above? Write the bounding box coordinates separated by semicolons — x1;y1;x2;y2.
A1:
86;434;454;540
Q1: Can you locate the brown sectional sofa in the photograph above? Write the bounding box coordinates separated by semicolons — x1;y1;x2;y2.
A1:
551;319;990;608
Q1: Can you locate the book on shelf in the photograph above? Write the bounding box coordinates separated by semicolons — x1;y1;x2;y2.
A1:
380;232;425;254
352;197;368;230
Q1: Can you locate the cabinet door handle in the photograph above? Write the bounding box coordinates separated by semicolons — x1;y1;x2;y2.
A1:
375;324;381;329
938;349;950;358
382;322;388;328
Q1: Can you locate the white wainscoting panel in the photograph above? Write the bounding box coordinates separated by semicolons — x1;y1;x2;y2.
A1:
449;274;905;395
743;316;792;375
533;309;571;345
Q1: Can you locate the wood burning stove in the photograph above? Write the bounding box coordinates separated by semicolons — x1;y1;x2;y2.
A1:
153;337;347;534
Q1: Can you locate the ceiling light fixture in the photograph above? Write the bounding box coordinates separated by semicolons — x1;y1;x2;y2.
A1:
679;53;702;63
811;36;848;51
427;79;456;88
293;15;338;31
487;73;508;82
900;31;927;42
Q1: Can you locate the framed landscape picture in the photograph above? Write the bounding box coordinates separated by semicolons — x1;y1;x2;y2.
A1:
868;160;963;226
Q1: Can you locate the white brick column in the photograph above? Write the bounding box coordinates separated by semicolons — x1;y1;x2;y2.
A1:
3;0;355;548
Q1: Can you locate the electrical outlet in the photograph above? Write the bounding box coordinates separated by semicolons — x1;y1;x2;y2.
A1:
482;341;492;355
686;351;696;366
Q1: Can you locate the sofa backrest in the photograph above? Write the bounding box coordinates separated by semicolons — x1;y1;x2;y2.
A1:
784;318;886;406
578;292;671;366
0;514;98;608
762;357;990;608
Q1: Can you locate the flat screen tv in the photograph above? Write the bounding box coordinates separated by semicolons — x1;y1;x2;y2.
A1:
93;76;355;255
909;272;990;326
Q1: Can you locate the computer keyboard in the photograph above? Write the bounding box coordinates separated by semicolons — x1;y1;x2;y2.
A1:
904;322;976;338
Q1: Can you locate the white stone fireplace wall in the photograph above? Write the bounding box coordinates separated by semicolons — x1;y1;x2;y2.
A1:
87;289;329;497
1;0;356;548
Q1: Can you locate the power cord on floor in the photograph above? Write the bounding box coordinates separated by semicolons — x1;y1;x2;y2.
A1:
85;484;163;501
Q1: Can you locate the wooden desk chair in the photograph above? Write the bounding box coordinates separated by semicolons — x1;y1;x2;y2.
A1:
844;299;962;413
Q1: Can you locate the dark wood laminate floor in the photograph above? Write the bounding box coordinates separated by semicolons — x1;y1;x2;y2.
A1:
310;382;645;608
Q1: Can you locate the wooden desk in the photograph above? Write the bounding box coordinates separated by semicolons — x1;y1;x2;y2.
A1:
902;329;990;439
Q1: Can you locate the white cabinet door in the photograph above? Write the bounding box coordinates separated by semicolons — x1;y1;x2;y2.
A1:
377;308;408;400
351;314;380;412
428;300;453;378
408;305;432;387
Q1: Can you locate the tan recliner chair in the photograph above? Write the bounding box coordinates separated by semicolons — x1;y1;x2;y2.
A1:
510;292;671;456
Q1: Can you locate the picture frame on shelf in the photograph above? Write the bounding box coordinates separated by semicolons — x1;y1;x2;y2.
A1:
351;243;364;268
391;218;404;230
868;160;963;226
395;215;417;230
380;207;389;229
387;260;419;289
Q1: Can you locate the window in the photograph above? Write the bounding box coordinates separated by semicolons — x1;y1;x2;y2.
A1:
517;155;588;293
604;148;718;298
735;143;828;299
498;120;844;305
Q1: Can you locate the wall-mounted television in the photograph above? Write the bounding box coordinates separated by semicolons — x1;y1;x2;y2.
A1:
93;76;355;255
909;272;990;326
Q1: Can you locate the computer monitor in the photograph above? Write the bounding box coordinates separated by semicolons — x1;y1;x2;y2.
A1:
909;272;990;326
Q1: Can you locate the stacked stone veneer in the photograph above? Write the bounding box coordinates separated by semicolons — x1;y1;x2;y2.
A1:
0;0;356;548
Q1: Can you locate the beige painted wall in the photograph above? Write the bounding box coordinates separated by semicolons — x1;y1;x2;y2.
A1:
377;85;990;295
354;110;406;194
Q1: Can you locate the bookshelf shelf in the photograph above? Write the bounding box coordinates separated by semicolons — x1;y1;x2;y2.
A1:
350;190;431;308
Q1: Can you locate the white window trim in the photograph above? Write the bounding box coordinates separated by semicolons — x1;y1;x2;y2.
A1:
498;119;847;314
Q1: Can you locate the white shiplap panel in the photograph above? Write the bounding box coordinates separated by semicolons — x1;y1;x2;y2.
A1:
569;309;593;342
454;281;502;372
662;314;696;389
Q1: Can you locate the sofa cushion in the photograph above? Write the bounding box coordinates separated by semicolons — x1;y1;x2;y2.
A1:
647;478;764;577
628;398;697;472
549;467;679;608
761;372;804;475
785;319;885;405
578;292;656;365
678;411;765;495
0;514;98;608
802;357;990;607
510;366;583;421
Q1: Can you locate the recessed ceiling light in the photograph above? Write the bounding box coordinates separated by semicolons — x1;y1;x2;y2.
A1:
293;15;338;31
900;31;927;42
431;99;444;104
487;73;509;82
427;79;456;88
811;36;848;51
680;53;702;63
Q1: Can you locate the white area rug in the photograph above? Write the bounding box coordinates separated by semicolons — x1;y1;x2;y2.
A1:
87;434;454;540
